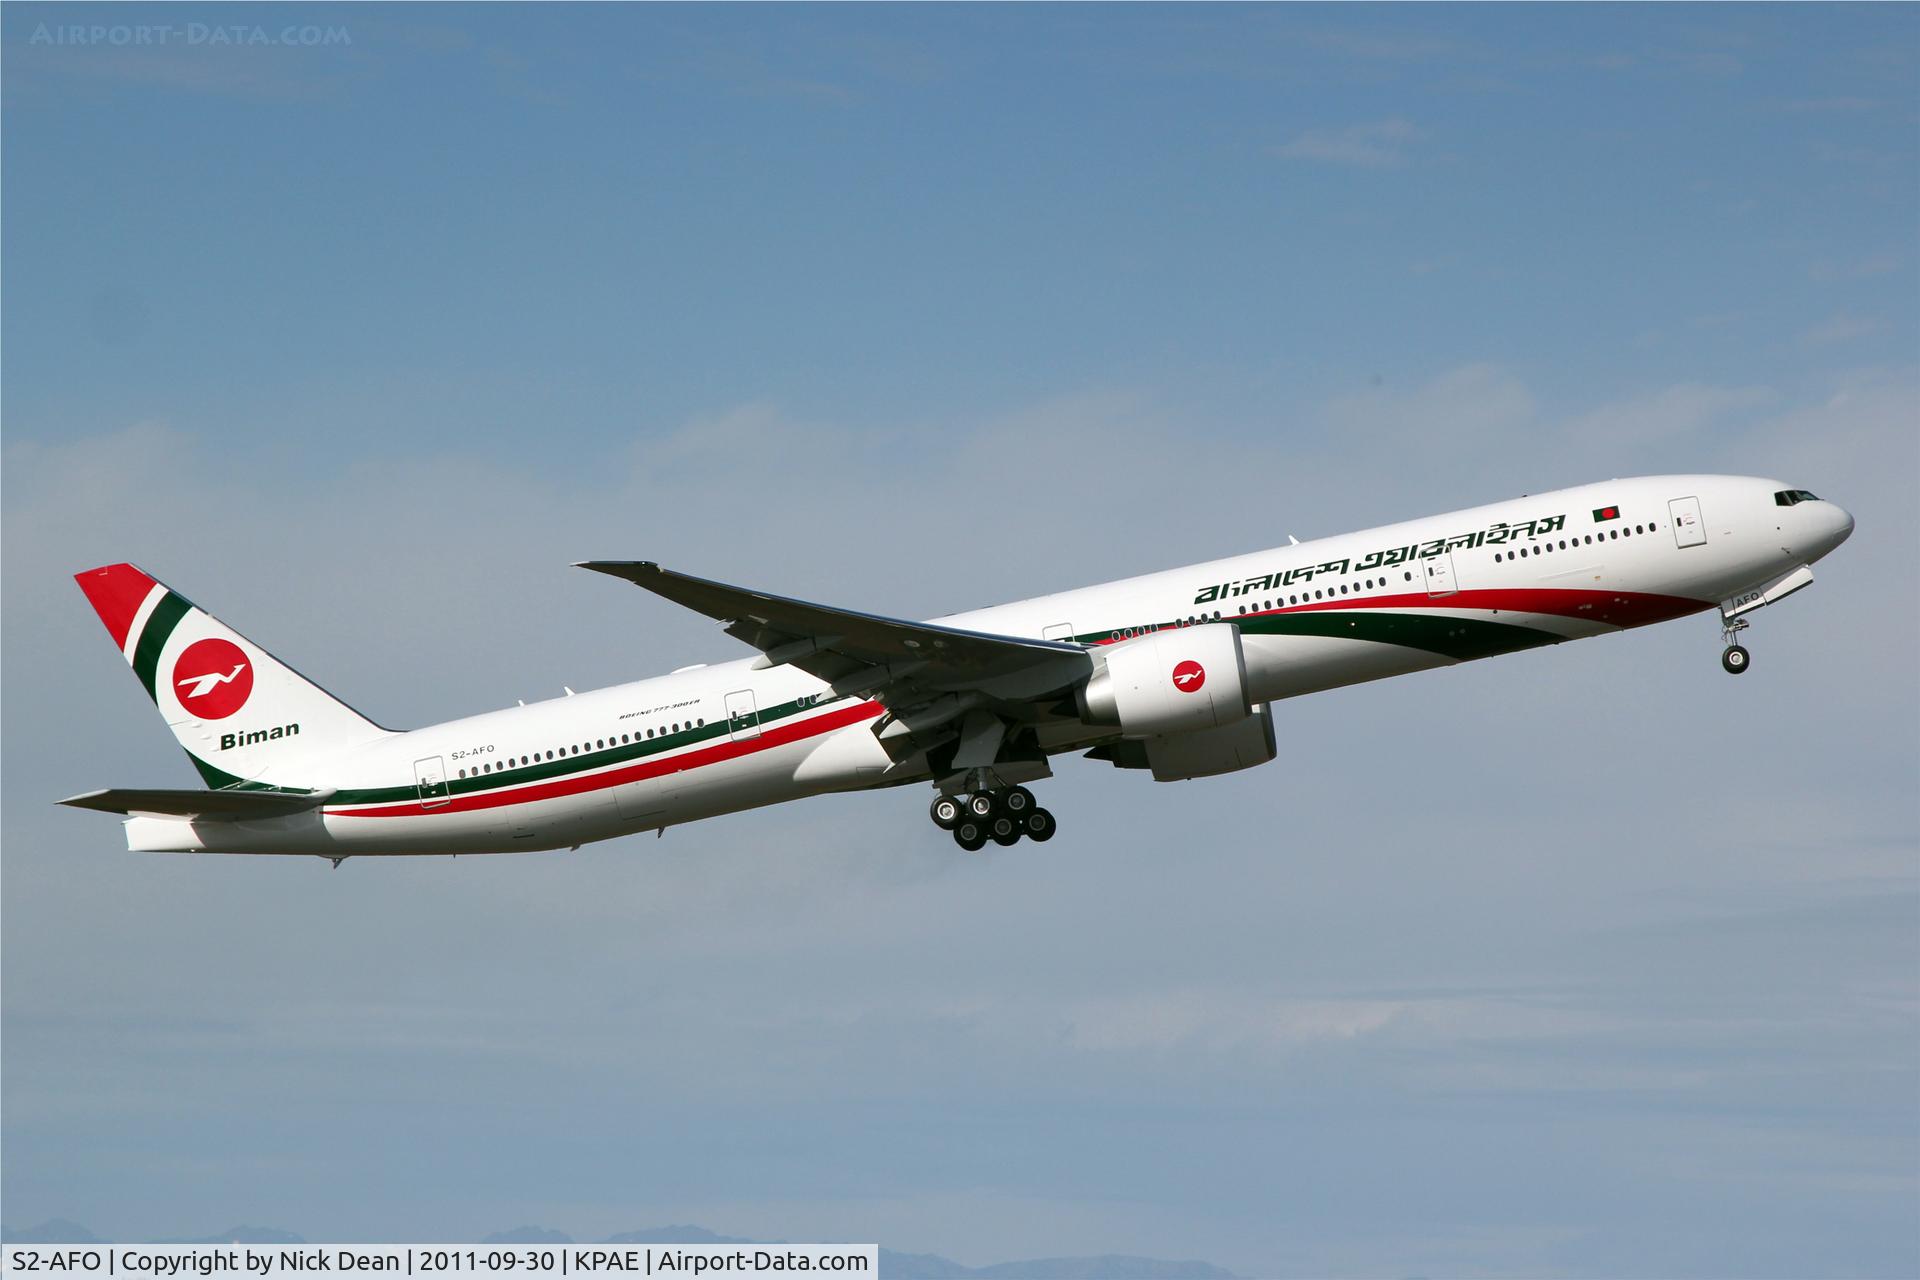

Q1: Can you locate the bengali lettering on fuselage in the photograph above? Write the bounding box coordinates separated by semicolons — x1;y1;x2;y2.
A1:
1193;512;1568;605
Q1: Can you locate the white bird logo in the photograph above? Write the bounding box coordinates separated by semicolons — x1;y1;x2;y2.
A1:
177;663;247;699
1174;668;1202;686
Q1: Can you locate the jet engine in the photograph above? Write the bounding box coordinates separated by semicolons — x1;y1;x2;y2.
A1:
1087;703;1279;781
1077;622;1250;738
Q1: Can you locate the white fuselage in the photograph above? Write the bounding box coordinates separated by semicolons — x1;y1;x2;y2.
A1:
125;474;1854;855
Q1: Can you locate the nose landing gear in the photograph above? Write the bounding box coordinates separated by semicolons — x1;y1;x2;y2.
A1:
931;787;1055;850
1721;617;1751;675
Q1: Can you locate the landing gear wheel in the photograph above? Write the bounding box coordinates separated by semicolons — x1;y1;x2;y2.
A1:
930;795;962;830
1002;786;1036;816
1721;644;1751;675
1023;808;1057;843
953;820;987;852
965;792;997;819
989;815;1021;846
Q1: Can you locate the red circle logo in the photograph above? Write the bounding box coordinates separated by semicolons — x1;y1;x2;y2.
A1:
171;637;254;720
1172;659;1206;693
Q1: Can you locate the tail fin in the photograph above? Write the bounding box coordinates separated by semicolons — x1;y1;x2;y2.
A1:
74;563;392;788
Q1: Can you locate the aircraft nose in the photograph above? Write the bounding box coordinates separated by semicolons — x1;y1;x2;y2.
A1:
1811;501;1855;558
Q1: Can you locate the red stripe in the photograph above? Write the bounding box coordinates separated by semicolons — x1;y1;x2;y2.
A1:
1095;588;1709;643
74;563;159;651
328;700;885;819
1265;588;1710;627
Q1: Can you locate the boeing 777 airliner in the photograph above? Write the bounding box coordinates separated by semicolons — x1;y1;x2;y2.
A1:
65;474;1853;860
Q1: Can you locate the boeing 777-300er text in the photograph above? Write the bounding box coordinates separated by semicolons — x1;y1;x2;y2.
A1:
65;475;1853;861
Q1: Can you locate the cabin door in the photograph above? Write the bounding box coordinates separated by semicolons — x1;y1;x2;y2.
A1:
724;689;762;742
1669;496;1707;548
414;756;450;809
1422;551;1459;598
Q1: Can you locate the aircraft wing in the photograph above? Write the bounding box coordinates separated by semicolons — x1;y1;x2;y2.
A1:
59;787;334;820
576;561;1092;704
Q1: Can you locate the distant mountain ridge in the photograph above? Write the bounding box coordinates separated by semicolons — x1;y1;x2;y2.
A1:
3;1221;1235;1279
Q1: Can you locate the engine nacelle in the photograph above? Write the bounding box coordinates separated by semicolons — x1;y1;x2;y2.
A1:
1144;704;1277;780
1078;622;1250;738
1089;704;1279;781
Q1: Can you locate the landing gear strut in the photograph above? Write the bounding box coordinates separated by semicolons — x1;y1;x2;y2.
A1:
1721;617;1751;675
932;787;1057;850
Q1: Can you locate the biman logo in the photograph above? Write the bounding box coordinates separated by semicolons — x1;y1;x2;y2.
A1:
171;637;253;719
1172;659;1206;693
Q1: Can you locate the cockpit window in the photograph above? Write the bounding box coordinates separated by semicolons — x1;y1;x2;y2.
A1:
1774;489;1820;506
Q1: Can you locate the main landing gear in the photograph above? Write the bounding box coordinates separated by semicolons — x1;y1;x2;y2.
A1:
929;787;1056;851
1721;617;1751;675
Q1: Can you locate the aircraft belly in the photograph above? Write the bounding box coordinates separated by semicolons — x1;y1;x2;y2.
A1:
1242;633;1447;702
663;736;821;825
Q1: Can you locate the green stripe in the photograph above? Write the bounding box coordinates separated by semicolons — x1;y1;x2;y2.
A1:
323;692;834;808
191;755;247;788
1237;609;1560;661
1069;607;1561;661
132;592;192;703
319;614;1553;809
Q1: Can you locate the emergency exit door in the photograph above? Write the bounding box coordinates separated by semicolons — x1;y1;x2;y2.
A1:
1423;551;1459;598
1669;496;1707;548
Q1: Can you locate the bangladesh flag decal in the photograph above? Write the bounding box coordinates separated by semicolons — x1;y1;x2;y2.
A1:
1592;505;1621;522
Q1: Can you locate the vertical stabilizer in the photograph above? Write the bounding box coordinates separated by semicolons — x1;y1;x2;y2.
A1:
74;563;393;788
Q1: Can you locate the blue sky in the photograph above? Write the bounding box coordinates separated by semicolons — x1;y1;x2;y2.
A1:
4;5;1916;1276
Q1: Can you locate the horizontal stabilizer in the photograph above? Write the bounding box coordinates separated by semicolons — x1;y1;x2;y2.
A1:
58;787;334;820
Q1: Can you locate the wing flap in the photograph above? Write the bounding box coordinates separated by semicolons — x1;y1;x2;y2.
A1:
59;787;334;820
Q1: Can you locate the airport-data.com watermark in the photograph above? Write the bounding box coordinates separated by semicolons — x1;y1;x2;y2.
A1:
29;21;351;48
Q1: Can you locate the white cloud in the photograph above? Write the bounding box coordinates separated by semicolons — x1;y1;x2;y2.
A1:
1782;96;1877;113
1809;251;1905;282
1273;118;1423;169
6;370;1915;1262
1799;312;1884;346
1558;382;1776;446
